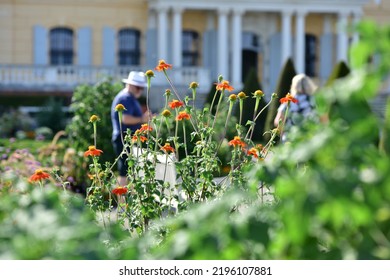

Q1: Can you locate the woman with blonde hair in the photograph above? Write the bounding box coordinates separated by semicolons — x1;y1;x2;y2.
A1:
274;74;318;141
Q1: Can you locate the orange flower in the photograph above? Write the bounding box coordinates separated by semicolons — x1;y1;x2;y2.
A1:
112;186;128;196
87;172;104;180
29;169;50;182
228;136;246;148
155;60;172;71
176;111;191;121
247;148;259;159
161;143;175;154
215;80;234;92
139;124;153;133
168;99;184;109
280;93;298;104
84;145;103;157
255;144;265;155
132;135;147;143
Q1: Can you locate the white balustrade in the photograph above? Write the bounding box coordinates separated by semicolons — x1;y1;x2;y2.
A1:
0;64;210;93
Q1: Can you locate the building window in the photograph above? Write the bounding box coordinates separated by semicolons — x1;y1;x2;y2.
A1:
118;28;141;65
305;34;317;77
182;30;199;66
50;27;74;65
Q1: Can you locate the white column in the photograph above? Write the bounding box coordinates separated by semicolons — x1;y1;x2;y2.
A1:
172;7;183;68
295;11;306;74
207;11;215;30
157;7;169;60
232;9;244;87
148;9;157;29
323;14;333;34
281;10;293;67
217;8;229;79
352;11;362;45
337;11;349;62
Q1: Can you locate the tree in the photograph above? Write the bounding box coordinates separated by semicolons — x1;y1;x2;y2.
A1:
325;61;350;87
264;58;297;141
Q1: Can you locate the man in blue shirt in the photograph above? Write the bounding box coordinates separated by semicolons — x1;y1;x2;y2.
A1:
111;71;151;187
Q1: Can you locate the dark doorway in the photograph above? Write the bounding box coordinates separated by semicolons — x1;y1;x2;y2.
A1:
242;50;258;82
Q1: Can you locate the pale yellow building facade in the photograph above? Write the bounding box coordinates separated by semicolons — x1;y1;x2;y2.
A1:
0;0;389;107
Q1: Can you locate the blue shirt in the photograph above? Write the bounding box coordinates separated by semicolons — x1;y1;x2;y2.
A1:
111;88;142;141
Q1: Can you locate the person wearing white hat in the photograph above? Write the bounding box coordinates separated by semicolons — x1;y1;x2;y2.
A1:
111;71;153;187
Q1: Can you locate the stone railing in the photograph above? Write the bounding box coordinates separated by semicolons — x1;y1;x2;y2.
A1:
0;64;211;93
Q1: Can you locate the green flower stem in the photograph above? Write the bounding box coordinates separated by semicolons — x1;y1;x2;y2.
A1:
163;154;169;183
263;130;278;159
215;100;234;155
118;111;124;146
163;71;198;135
245;97;274;140
38;180;43;191
146;79;152;129
211;89;225;137
164;93;169;109
165;118;171;135
279;101;291;142
154;118;164;155
254;97;260;113
207;89;220;127
174;109;180;160
192;88;196;110
182;121;188;157
239;99;244;127
163;69;183;103
229;147;238;184
93;122;97;147
191;88;199;130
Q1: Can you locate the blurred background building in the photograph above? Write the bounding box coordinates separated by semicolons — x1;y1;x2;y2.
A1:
0;0;388;110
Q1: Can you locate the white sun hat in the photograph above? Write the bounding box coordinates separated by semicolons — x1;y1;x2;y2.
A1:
122;71;147;87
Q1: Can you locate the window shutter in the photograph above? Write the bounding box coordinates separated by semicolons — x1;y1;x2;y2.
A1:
33;25;48;65
145;28;157;68
78;27;92;66
319;33;334;80
102;26;116;66
202;30;217;79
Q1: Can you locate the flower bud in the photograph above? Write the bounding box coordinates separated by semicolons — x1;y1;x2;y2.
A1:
238;91;247;99
145;70;155;78
189;82;199;89
115;104;126;112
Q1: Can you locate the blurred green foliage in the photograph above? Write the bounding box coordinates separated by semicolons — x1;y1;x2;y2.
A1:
36;97;66;133
0;182;132;259
379;98;390;155
66;78;122;189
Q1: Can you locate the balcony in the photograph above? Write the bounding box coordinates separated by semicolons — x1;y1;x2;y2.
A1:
0;64;211;109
